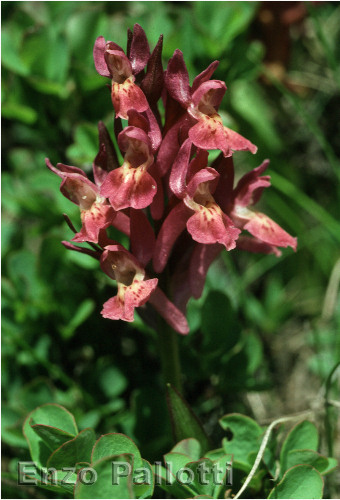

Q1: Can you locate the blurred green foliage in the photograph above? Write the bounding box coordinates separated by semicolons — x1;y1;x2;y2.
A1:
2;1;340;498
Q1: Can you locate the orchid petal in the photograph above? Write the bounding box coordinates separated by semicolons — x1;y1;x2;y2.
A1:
141;35;164;105
224;127;257;155
233;159;271;207
165;49;191;106
153;202;191;273
100;165;157;210
236;235;282;256
46;158;87;178
189;243;223;299
102;278;158;322
186;167;219;198
111;77;149;120
211;155;235;213
93;122;119;186
188;115;231;157
186;205;240;250
61;241;101;259
149;164;164;220
149;287;189;335
190;79;226;110
186;149;209;183
72;203;116;244
169;138;192;198
93;36;111;77
130;23;150;74
130;209;156;267
192;61;220;92
234;208;297;251
104;48;132;82
156;116;188;176
244;213;297;251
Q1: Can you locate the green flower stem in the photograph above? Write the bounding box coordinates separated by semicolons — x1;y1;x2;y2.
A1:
157;316;183;393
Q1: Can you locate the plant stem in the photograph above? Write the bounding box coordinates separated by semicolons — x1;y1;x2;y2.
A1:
157;316;183;393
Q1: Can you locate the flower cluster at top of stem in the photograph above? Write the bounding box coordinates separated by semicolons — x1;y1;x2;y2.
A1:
46;24;297;335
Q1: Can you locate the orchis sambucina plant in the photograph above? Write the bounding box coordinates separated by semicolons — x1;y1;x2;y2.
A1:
47;24;297;361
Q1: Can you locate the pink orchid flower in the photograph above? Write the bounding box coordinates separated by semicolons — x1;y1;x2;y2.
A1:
100;126;157;210
165;50;257;157
50;24;297;333
45;159;116;244
100;244;158;322
93;24;150;119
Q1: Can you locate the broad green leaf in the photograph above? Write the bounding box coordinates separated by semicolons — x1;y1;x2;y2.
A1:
133;459;154;499
75;454;135;499
161;453;197;498
18;467;76;496
220;413;263;468
204;448;225;461
268;465;324;499
31;424;75;451
280;421;318;474
163;452;193;476
321;457;338;475
185;458;215;497
171;439;202;461
23;404;78;468
91;433;143;469
47;428;96;469
212;454;234;498
166;384;211;454
285;449;329;476
153;461;191;499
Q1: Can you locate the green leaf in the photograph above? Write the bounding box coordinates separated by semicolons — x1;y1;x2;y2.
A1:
171;438;202;461
185;458;215;497
204;448;225;461
285;449;330;476
163;452;192;475
98;366;128;398
280;421;319;474
27;76;70;98
18;467;76;496
74;454;135;499
268;465;324;499
91;433;143;469
220;413;263;469
1;27;30;76
47;428;96;469
66;123;99;167
1;407;28;448
166;384;211;454
230;80;282;151
1;102;38;124
321;457;338;475
23;404;78;468
133;459;155;499
162;453;197;497
30;424;75;451
60;299;96;339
